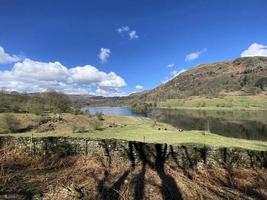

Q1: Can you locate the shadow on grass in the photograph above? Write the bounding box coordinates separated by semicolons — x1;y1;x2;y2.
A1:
154;144;183;200
133;142;183;200
96;170;130;200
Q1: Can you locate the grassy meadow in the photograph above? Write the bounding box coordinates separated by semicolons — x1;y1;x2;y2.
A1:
1;113;267;151
157;95;267;110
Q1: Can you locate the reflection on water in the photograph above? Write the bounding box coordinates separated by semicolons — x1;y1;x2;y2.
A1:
82;106;267;141
151;109;267;141
82;106;144;116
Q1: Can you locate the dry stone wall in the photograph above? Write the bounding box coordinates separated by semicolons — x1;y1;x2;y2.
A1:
0;136;266;169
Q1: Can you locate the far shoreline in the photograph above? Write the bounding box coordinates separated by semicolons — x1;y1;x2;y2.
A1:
156;106;267;111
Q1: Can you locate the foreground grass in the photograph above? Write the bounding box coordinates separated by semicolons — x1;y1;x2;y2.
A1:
1;145;266;200
157;95;267;110
1;113;267;151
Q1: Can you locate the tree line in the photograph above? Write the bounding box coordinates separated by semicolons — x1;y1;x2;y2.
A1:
0;91;78;115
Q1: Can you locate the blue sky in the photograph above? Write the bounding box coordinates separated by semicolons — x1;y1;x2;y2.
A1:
0;0;267;96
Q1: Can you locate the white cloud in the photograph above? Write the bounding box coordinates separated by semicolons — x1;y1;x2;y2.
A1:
0;58;126;96
117;26;130;33
98;48;111;63
241;43;267;57
162;69;187;84
69;65;105;84
98;72;126;88
129;30;139;40
117;26;139;40
171;69;186;77
167;64;175;68
185;49;206;62
94;87;127;97
135;85;143;90
0;46;21;64
13;59;69;81
69;66;126;89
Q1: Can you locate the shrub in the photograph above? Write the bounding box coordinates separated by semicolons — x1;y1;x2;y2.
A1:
196;101;206;107
201;101;206;107
72;125;88;133
95;112;104;121
131;102;155;114
36;123;55;133
73;108;82;115
91;119;103;131
0;114;21;133
33;115;51;126
0;120;8;134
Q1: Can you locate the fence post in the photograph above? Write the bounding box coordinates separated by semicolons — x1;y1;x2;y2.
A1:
85;140;88;155
30;133;33;154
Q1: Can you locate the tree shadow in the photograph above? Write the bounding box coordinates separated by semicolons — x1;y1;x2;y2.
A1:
100;140;112;166
94;142;132;200
127;141;136;169
121;141;136;169
154;144;183;200
133;143;183;200
133;165;146;200
97;170;130;200
132;142;148;200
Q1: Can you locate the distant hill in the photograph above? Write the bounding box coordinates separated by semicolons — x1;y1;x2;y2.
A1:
138;56;267;101
78;57;267;106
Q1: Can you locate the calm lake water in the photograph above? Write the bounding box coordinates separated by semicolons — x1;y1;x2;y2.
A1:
151;108;267;141
82;106;144;116
83;106;267;141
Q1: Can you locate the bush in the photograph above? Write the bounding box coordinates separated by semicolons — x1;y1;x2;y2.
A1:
0;114;21;133
131;102;155;114
91;119;103;131
0;120;8;134
36;123;55;133
33;115;51;126
73;108;82;115
95;112;104;121
72;125;88;133
201;101;206;107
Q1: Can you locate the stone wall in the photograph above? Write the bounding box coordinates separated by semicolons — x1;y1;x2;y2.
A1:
0;136;266;169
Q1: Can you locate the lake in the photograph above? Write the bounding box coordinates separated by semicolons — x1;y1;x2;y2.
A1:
151;108;267;141
83;106;267;141
82;106;144;117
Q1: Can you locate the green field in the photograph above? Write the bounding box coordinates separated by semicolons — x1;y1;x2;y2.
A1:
1;113;267;151
157;95;267;110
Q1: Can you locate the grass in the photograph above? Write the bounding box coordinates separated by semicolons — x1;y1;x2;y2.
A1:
1;113;267;151
157;95;267;110
73;122;267;151
1;144;266;200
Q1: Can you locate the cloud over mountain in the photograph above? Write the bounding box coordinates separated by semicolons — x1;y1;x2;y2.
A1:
241;43;267;57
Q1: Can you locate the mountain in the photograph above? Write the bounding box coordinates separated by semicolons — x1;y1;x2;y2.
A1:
83;57;267;106
140;56;267;101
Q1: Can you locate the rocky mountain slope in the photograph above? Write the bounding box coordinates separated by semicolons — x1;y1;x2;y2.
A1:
83;57;267;106
141;56;267;100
